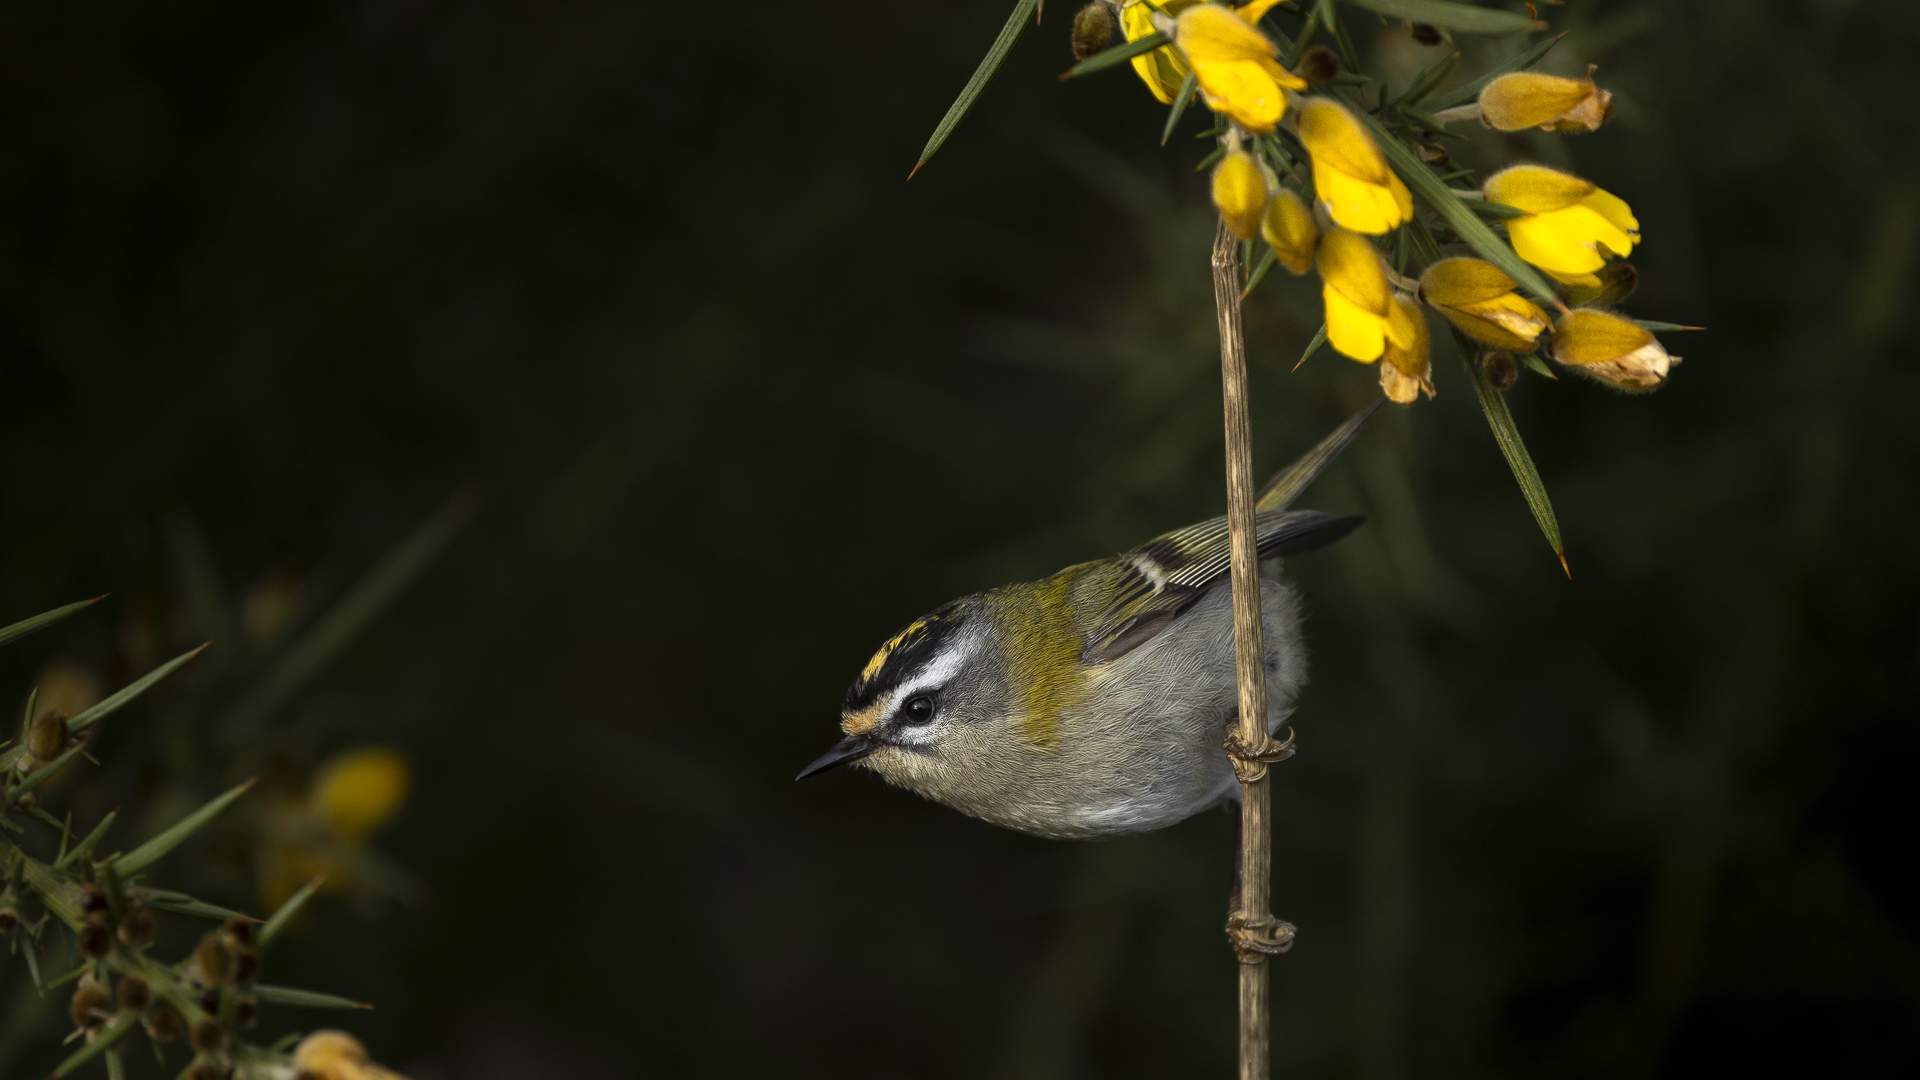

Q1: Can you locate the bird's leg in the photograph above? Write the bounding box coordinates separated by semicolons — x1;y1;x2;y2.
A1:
1224;724;1297;784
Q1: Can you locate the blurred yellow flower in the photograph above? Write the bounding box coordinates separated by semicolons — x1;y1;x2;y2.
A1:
1317;228;1415;363
1551;308;1677;392
1418;257;1550;351
1173;0;1305;133
33;659;102;725
1261;188;1317;275
1478;66;1613;133
257;747;410;911
1212;150;1269;240
1483;164;1638;287
1378;295;1435;404
1296;97;1411;234
1121;0;1199;103
295;1030;409;1080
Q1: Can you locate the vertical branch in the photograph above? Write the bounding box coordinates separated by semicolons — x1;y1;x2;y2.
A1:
1212;217;1283;1078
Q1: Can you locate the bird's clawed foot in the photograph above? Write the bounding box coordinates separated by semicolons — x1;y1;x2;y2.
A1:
1223;726;1296;783
1226;911;1297;962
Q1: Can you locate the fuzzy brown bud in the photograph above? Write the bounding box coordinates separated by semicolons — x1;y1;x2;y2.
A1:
118;904;156;947
143;1005;182;1043
1483;350;1519;390
26;710;68;765
1416;142;1449;168
190;1016;227;1054
195;932;234;987
1297;45;1340;87
234;993;259;1029
1070;2;1117;61
80;883;111;924
0;906;16;934
187;1063;230;1080
116;976;151;1013
70;976;112;1029
234;949;260;985
200;988;223;1015
1410;22;1443;46
13;793;34;811
77;923;113;959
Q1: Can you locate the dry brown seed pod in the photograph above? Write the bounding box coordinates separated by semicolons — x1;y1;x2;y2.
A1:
144;1005;182;1042
70;976;113;1028
1070;2;1117;61
234;993;259;1029
116;975;152;1013
1483;350;1519;390
1417;142;1449;167
26;710;68;764
200;988;223;1015
234;949;260;985
118;904;156;947
187;1063;231;1080
221;916;255;946
1410;22;1443;45
77;923;113;959
0;906;17;934
190;1016;227;1054
1297;45;1340;87
80;883;111;924
195;931;234;987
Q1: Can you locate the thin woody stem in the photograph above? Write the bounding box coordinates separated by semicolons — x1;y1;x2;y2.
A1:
1212;216;1273;1079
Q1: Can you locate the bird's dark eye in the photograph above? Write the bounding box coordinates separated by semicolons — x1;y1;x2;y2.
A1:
901;695;935;725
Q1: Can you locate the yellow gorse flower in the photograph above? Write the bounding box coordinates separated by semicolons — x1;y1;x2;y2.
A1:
314;747;410;841
1483;164;1638;287
1419;257;1550;351
1212;149;1269;240
295;1030;410;1080
257;746;411;911
1317;228;1416;363
1378;295;1434;404
1173;0;1306;134
1551;308;1677;392
1296;96;1412;235
1121;0;1200;103
1261;188;1317;275
1478;66;1613;133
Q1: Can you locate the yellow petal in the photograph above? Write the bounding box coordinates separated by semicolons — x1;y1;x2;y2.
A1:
1297;97;1390;186
1384;292;1417;350
1194;60;1287;132
1552;308;1654;366
1324;288;1385;361
1261;189;1317;275
312;748;410;840
1506;203;1633;277
1315;228;1390;315
1212;150;1269;240
1382;296;1432;377
1483;164;1595;213
1440;293;1549;351
1578;186;1639;244
1314;162;1405;235
1379;360;1434;404
1256;55;1309;90
1419;257;1517;306
1477;72;1597;132
1124;1;1195;103
1176;4;1277;63
1389;169;1413;220
1235;0;1287;24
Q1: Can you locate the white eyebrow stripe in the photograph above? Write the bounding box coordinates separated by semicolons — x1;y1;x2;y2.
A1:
878;628;981;718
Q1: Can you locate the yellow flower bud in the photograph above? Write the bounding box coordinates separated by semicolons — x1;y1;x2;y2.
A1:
1478;65;1613;133
1483;164;1638;286
1296;97;1412;235
1317;229;1414;363
1121;0;1199;104
1418;257;1550;351
295;1029;412;1080
25;710;67;766
1261;188;1317;275
1071;2;1117;61
1173;1;1306;133
1378;295;1434;404
312;747;410;840
1551;308;1678;392
1212;151;1269;240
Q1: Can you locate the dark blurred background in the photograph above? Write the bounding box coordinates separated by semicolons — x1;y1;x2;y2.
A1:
1;0;1915;1076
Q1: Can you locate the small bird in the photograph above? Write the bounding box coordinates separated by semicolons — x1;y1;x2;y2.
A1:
797;399;1381;839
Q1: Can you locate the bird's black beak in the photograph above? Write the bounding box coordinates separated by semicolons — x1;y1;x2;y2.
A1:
795;734;878;780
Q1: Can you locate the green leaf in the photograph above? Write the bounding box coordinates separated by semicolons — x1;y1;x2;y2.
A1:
46;962;89;989
50;1010;137;1077
1241;245;1279;298
1632;319;1704;332
1293;323;1330;372
222;494;471;745
13;743;88;800
912;0;1042;179
1424;31;1565;110
142;894;253;922
1061;30;1168;80
1193;145;1226;172
1341;0;1534;34
1397;49;1460;106
1453;328;1565;563
106;1046;126;1080
1160;70;1198;145
1520;352;1559;380
1319;0;1360;70
1452;195;1524;218
252;984;371;1010
109;778;254;877
0;597;104;649
67;644;208;737
55;810;117;870
259;875;324;952
1352;108;1558;301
